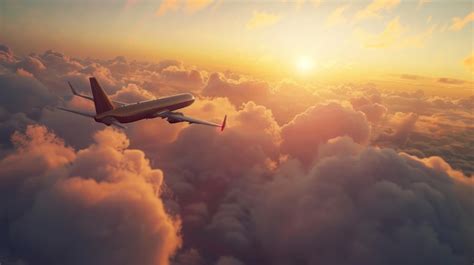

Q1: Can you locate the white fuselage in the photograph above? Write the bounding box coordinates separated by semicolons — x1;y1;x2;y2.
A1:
95;93;195;124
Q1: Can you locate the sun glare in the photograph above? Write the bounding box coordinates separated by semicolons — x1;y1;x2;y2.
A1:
295;56;314;74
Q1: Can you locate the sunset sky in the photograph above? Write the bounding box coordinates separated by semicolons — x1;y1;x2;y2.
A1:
2;0;473;95
0;1;473;265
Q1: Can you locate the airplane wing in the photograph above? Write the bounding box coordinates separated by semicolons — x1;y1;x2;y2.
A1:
160;112;227;131
57;106;127;129
57;106;95;118
67;81;128;107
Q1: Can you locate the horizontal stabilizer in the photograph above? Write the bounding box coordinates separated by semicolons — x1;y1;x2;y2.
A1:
68;82;94;101
67;80;128;107
57;106;95;118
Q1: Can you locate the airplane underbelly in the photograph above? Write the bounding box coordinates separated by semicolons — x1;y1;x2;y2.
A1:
113;108;163;123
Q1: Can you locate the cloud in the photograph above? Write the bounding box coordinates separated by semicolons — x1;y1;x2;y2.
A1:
127;96;236;160
351;98;388;123
254;137;474;265
378;112;418;146
463;53;474;72
399;73;427;80
403;25;435;48
246;11;281;30
1;43;473;265
155;101;280;262
0;44;16;64
0;72;56;117
281;103;370;165
438;77;466;85
160;65;206;91
156;0;180;16
355;17;434;48
326;4;350;27
355;0;400;21
374;88;473;175
0;125;181;264
0;69;59;150
355;17;404;48
111;83;155;103
449;11;474;31
156;0;215;16
202;72;272;106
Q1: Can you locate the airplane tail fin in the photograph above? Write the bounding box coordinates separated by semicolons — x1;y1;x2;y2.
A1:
89;77;114;114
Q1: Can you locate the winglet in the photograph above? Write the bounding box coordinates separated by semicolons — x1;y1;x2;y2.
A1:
68;81;79;95
221;115;227;131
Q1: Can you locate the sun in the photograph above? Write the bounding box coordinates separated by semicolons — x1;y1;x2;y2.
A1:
295;56;314;74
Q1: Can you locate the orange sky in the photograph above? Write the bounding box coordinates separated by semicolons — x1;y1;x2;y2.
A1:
1;0;473;96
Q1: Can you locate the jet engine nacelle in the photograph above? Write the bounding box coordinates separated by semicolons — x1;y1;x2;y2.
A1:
166;112;184;123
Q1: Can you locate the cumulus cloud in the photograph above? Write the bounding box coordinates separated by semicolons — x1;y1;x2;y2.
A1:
153;101;280;263
202;72;271;107
111;83;155;103
281;103;370;166
0;125;181;265
159;65;206;91
1;43;473;265
378;112;418;146
0;70;58;148
0;44;16;64
0;72;56;117
255;137;474;265
350;95;387;123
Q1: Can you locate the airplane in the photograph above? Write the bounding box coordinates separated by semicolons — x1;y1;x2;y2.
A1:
58;77;226;130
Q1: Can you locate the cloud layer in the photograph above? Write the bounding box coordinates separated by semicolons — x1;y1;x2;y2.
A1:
0;44;472;265
0;126;181;265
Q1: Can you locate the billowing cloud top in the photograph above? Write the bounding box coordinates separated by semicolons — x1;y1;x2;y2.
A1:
0;44;472;265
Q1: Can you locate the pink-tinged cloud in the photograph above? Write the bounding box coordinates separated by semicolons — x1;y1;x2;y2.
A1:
160;65;206;91
254;136;474;265
111;83;155;103
0;126;181;265
378;112;418;145
1;44;473;264
350;96;388;123
281;103;370;165
202;72;271;107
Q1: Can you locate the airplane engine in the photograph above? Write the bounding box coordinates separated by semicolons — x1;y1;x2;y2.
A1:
166;112;184;123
